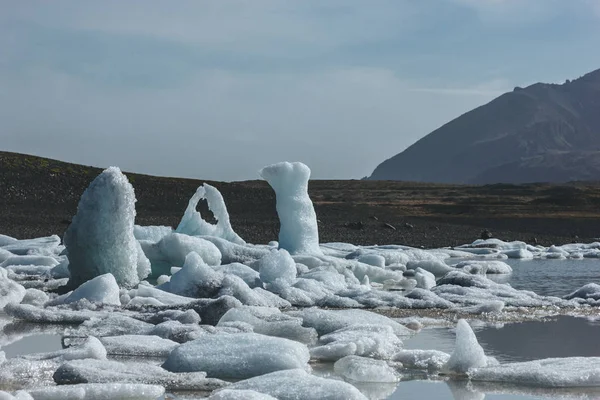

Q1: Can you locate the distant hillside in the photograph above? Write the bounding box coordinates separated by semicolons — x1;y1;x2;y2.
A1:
369;68;600;184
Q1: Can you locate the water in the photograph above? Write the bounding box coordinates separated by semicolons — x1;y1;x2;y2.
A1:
3;259;600;399
499;258;600;297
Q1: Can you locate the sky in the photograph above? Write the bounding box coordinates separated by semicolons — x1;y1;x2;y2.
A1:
1;1;600;181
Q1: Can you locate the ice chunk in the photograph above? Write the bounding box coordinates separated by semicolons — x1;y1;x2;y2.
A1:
333;355;400;382
0;268;26;307
54;359;225;391
133;224;172;242
64;167;150;288
0;391;33;400
469;357;600;387
452;260;513;274
311;324;403;361
27;383;164;399
406;260;454;275
68;314;153;337
356;254;386;267
219;275;291;308
177;183;245;244
217;306;317;344
0;255;59;268
226;369;367;400
1;236;62;256
258;249;297;287
4;303;96;324
53;273;121;306
158;232;222;266
23;336;106;361
162;332;310;379
209;389;277;400
201;236;270;264
415;267;436;289
158;252;224;298
99;335;178;357
0;234;17;247
565;283;600;301
392;349;450;371
215;263;262;288
442;319;488;375
260;162;322;255
288;308;413;336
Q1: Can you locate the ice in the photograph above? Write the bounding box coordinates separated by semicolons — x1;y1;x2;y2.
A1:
356;254;386;267
392;349;450;372
442;319;489;375
0;234;17;247
133;224;172;242
4;303;97;324
452;260;513;275
217;306;317;344
27;383;164;400
23;336;106;361
201;236;270;264
1;236;62;256
406;260;454;275
68;314;153;337
260;162;322;255
127;284;196;306
0;268;26;307
64;167;150;288
311;324;404;361
54;359;225;391
564;283;600;301
0;391;33;400
333;355;400;382
414;267;436;289
288;308;413;336
158;252;223;298
0;358;60;387
143;232;221;278
214;263;262;288
226;369;367;400
176;183;245;244
469;357;600;387
209;389;277;400
50;273;121;306
258;249;297;287
0;255;59;268
162;332;310;379
99;335;178;357
219;275;292;308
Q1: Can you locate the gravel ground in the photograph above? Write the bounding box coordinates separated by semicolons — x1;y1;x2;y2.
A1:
2;151;599;248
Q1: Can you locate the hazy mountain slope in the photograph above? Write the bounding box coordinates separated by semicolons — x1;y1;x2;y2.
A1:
369;68;600;183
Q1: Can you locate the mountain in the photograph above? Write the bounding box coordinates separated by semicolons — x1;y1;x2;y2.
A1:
369;68;600;184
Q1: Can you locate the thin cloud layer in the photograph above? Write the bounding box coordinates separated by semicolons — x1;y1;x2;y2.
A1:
1;1;599;180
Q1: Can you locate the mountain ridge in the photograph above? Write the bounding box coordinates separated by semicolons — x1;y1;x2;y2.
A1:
369;68;600;183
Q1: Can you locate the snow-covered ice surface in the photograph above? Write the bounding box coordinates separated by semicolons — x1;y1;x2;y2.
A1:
4;162;600;399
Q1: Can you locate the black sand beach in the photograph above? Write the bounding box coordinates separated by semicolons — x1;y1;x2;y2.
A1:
2;151;600;248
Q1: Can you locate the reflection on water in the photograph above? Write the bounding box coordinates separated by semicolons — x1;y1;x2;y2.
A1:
496;259;600;297
405;316;600;363
388;379;600;400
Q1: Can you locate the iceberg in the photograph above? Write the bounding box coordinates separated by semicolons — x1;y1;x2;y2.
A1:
177;183;245;244
64;167;149;288
260;162;321;255
442;319;490;375
162;332;310;379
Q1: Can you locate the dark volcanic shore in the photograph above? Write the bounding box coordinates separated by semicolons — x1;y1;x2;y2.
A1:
2;151;600;248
